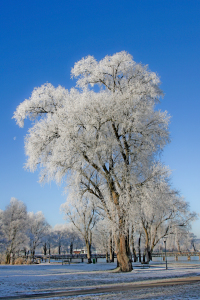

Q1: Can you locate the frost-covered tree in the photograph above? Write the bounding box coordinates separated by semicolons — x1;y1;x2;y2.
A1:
93;217;115;262
42;228;54;256
134;164;197;262
61;189;98;263
1;198;28;264
13;51;170;271
27;211;50;259
53;224;70;254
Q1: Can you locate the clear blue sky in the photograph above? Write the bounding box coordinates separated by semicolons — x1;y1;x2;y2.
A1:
1;0;200;237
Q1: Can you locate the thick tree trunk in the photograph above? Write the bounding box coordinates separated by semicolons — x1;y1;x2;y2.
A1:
6;252;11;264
116;234;132;272
145;246;152;263
86;240;92;263
112;191;132;272
143;227;152;263
43;243;47;255
133;247;137;262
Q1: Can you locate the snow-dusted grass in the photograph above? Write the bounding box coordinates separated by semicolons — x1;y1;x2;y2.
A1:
0;261;200;299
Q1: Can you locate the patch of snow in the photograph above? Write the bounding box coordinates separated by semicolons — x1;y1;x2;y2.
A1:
0;262;200;299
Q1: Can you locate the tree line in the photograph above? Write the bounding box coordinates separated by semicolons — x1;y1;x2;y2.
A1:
0;196;197;265
0;198;84;264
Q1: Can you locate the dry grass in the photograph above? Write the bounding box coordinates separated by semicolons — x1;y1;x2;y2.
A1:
0;253;7;264
15;257;25;265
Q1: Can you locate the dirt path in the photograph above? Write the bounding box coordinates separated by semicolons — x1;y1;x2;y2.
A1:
2;275;200;300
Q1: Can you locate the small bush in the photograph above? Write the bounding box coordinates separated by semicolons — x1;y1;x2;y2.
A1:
15;257;25;265
26;259;32;265
0;253;7;264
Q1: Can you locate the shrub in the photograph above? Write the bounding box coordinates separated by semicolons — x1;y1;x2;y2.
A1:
0;253;7;264
15;257;25;265
26;258;32;265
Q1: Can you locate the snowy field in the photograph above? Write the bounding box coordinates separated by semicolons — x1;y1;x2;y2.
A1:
0;261;200;299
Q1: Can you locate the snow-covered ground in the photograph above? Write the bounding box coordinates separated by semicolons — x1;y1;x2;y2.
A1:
0;261;200;299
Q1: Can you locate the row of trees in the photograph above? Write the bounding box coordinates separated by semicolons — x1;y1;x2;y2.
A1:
0;198;84;264
13;51;197;271
0;196;197;265
0;198;49;263
62;168;197;264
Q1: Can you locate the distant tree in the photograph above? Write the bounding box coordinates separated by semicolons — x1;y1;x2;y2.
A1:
0;209;7;253
53;224;70;254
42;228;54;256
27;211;50;259
0;198;28;264
133;165;197;262
93;217;115;262
61;189;98;263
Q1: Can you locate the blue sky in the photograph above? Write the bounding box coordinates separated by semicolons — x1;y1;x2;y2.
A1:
1;0;200;237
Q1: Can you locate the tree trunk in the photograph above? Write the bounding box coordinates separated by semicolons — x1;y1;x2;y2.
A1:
106;251;109;263
70;242;73;255
133;247;137;262
112;191;132;271
116;234;132;272
143;227;151;263
145;246;152;263
43;243;47;255
6;252;11;264
130;226;137;262
177;241;181;252
138;235;141;262
109;234;114;262
85;239;92;263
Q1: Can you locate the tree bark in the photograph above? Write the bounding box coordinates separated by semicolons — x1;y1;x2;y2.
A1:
112;191;132;272
116;234;132;272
